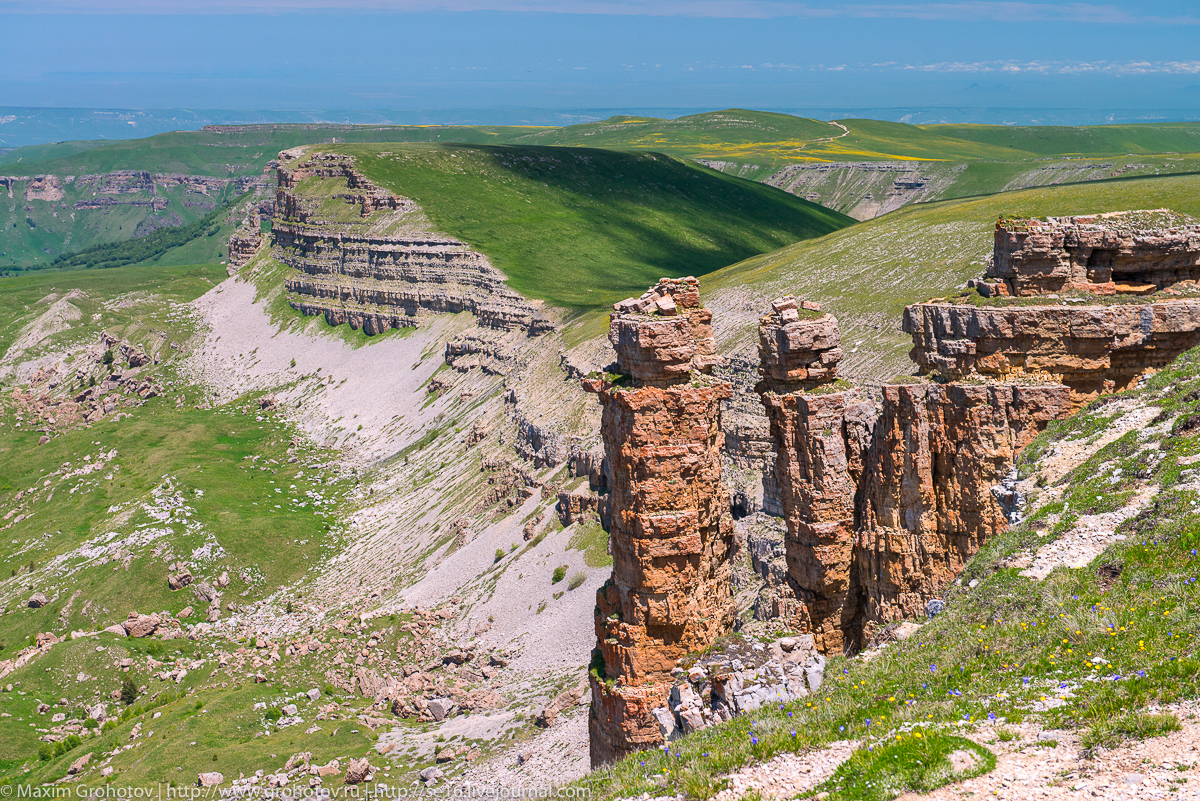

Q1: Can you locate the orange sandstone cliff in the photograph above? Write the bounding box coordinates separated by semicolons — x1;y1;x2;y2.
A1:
585;278;736;766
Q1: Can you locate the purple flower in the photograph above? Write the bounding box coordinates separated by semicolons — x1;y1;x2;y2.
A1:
987;712;996;721
930;664;937;673
751;737;759;745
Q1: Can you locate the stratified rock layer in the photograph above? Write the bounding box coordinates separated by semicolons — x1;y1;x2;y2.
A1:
757;296;843;385
227;213;263;272
587;278;735;766
904;300;1200;398
273;149;552;335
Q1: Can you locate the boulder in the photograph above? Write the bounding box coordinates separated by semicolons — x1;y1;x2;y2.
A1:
27;593;48;609
197;772;224;787
343;758;372;785
67;752;92;775
534;677;588;727
426;697;454;721
124;613;161;638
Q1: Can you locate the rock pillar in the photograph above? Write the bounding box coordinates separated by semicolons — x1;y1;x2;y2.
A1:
585;277;736;767
756;297;873;653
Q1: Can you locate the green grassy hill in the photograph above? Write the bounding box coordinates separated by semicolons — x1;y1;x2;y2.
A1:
338;143;852;309
9;113;1200;271
0;124;539;177
930;122;1200;157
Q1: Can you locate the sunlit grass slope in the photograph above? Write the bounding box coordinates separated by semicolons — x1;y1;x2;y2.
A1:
337;142;853;310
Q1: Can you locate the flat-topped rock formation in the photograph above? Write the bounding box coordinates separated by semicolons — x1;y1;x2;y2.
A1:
272;148;553;335
907;211;1200;401
978;210;1200;297
758;296;1072;652
585;278;735;766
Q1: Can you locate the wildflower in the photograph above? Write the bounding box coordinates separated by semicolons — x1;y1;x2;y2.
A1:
987;712;996;721
751;736;758;745
930;664;937;673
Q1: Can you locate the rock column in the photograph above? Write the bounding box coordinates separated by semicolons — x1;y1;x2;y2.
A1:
757;297;1073;652
585;278;735;767
756;297;873;653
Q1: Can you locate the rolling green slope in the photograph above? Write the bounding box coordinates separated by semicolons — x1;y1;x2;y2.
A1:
0;124;540;177
929;122;1200;157
9;112;1200;273
339;143;853;309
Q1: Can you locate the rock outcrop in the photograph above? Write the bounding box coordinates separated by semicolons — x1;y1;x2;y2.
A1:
977;210;1200;297
758;296;1072;652
905;300;1200;399
585;278;736;766
273;149;553;336
908;212;1200;401
227;213;263;272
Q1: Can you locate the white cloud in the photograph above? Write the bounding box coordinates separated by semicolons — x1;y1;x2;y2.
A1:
894;59;1200;75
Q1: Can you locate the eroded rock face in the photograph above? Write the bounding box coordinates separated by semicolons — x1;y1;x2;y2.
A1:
855;382;1072;625
272;149;553;335
586;278;736;766
759;389;874;653
904;301;1200;399
227;213;263;272
758;297;1072;652
907;212;1200;402
980;211;1200;297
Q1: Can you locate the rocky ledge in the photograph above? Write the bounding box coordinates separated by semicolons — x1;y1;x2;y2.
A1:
904;300;1200;399
272;148;553;336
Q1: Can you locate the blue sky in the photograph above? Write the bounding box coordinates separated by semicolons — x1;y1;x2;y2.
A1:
2;1;1199;113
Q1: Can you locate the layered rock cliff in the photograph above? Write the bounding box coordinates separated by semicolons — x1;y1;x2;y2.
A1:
273;148;553;335
907;211;1200;401
586;278;736;766
978;210;1200;297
